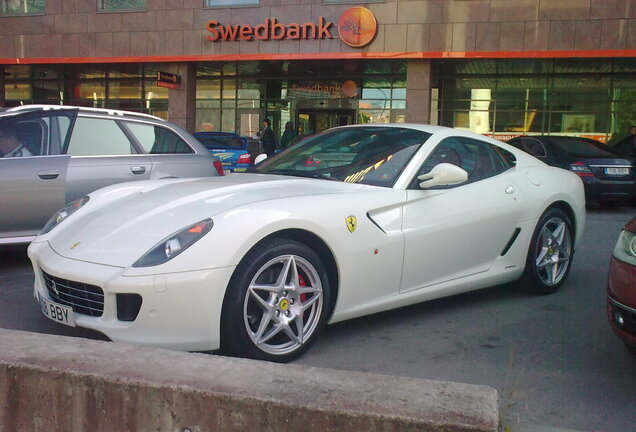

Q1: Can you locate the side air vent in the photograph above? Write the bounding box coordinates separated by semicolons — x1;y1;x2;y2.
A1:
501;228;522;256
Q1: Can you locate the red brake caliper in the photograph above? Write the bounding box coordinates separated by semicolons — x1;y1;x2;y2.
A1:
298;274;308;303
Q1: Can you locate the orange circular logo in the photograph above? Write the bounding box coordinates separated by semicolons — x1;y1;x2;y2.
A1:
338;7;378;48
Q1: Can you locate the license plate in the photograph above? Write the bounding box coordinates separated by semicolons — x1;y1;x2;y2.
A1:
605;167;629;175
39;294;75;327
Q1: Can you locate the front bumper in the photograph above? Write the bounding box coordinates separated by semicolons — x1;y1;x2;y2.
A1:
28;241;235;351
607;256;636;346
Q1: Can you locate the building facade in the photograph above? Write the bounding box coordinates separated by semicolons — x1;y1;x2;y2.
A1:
2;0;636;143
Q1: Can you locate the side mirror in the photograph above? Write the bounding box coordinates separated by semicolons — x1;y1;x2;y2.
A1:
254;153;268;165
418;163;468;189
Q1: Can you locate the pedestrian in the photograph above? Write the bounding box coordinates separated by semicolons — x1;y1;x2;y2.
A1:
280;121;297;149
614;125;636;157
259;118;276;157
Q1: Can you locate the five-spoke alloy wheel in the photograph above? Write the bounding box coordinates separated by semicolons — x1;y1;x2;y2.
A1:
520;208;574;294
222;238;331;362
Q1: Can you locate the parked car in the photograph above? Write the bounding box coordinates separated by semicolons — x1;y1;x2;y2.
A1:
607;216;636;355
28;124;585;362
508;135;636;204
0;105;224;245
193;131;256;172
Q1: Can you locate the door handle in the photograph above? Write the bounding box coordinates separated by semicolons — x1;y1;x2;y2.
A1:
131;166;146;175
37;170;59;180
505;185;515;194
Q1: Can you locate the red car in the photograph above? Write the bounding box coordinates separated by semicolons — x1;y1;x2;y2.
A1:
607;217;636;355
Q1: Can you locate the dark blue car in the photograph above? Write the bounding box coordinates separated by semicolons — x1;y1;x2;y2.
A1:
193;132;255;172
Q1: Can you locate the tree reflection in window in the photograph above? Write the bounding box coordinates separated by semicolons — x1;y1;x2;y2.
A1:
1;0;44;16
98;0;146;11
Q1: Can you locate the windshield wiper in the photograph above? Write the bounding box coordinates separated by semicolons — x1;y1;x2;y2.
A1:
265;169;338;181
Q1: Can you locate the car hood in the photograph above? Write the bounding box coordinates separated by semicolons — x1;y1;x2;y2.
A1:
47;174;368;267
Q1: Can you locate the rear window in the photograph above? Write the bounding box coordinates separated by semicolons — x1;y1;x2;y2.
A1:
196;135;246;149
551;137;617;158
126;122;193;154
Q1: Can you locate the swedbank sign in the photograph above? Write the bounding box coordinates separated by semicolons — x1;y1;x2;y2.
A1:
205;6;377;48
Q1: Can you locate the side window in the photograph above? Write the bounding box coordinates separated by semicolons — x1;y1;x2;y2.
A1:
415;137;511;188
514;137;547;158
125;122;194;154
66;117;135;156
0;111;74;158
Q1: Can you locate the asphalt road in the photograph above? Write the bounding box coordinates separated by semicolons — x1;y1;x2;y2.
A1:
1;204;635;431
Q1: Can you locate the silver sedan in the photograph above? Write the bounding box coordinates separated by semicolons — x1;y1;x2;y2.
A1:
0;105;223;244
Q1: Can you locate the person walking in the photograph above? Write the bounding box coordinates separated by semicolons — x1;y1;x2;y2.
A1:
280;121;297;149
259;118;276;157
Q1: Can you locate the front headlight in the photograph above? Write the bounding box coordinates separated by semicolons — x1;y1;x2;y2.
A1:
133;218;214;267
613;229;636;265
40;196;90;235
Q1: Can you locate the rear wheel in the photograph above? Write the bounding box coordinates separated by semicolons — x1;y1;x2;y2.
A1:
221;238;330;362
519;208;574;294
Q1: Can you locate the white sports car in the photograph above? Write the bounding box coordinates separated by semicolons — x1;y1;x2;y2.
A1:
28;124;586;362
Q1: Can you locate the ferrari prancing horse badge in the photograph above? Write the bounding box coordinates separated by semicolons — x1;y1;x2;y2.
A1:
346;216;357;233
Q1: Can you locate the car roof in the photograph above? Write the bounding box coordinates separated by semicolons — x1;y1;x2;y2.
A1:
331;123;457;135
0;104;163;121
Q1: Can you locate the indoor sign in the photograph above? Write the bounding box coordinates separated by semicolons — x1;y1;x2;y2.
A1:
205;7;377;48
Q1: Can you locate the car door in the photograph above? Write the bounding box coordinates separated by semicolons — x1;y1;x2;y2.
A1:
63;115;152;203
0;109;76;242
400;136;523;293
121;120;214;178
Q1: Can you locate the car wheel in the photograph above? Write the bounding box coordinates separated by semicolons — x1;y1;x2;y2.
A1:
519;208;574;294
221;238;330;362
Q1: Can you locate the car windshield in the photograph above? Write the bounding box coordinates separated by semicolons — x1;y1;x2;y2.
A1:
551;137;618;158
254;126;431;187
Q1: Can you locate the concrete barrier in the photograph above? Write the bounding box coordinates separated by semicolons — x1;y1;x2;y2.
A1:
0;329;499;432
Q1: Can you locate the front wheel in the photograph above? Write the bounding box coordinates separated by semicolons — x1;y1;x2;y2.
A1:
221;238;331;362
519;208;574;294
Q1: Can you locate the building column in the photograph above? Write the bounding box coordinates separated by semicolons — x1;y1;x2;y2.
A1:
405;59;431;124
168;63;197;132
0;66;5;107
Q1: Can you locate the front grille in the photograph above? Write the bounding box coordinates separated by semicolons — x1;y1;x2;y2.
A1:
42;271;104;317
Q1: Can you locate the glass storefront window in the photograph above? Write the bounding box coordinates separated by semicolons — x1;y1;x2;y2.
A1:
109;81;142;99
221;109;236;132
1;0;44;16
75;66;107;79
77;82;106;103
109;64;142;78
3;65;30;80
5;83;31;103
33;81;63;104
223;80;237;99
197;80;221;99
433;59;634;143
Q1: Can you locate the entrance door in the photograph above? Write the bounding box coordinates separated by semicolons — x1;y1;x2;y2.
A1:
297;109;355;135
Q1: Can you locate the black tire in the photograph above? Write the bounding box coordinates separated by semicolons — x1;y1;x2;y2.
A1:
519;207;574;295
221;237;331;362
